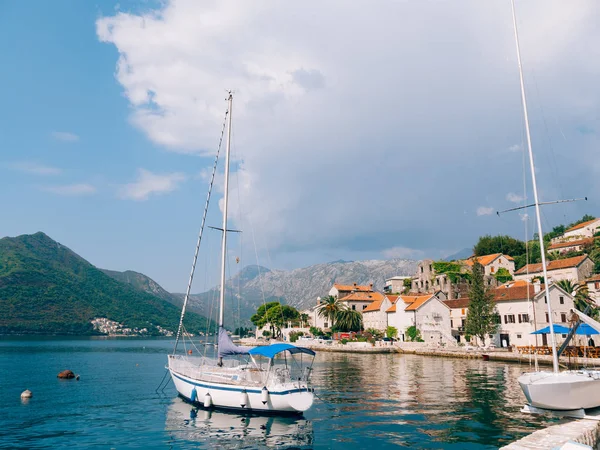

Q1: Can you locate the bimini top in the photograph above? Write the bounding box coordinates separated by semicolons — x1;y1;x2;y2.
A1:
248;343;316;359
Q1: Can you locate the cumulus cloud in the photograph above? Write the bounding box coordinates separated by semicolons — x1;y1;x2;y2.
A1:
477;207;495;216
42;183;96;196
7;161;61;175
119;169;186;201
96;1;600;263
506;192;525;203
51;131;79;142
508;143;523;152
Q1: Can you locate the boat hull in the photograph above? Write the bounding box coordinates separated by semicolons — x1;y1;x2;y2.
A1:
169;368;314;414
519;370;600;410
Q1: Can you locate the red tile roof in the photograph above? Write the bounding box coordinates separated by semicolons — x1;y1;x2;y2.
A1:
404;295;433;311
494;284;536;301
464;253;514;267
443;298;470;309
514;255;590;275
333;283;373;292
362;300;383;313
566;218;599;233
386;303;397;313
586;274;600;283
338;291;385;302
548;238;594;250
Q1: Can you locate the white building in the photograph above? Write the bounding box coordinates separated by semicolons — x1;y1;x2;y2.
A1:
384;276;410;294
562;218;600;241
442;280;577;348
548;238;595;255
386;292;453;344
585;274;600;304
362;295;397;331
514;255;594;283
442;298;470;342
464;253;515;277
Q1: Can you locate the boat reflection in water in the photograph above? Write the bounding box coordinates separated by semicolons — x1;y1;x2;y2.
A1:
165;398;313;448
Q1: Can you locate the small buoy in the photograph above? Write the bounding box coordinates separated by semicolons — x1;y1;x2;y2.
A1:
57;370;75;379
21;390;32;399
190;388;197;402
261;387;269;405
187;350;193;355
204;392;212;408
240;390;249;408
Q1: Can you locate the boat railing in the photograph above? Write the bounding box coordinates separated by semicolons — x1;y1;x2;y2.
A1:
169;354;267;386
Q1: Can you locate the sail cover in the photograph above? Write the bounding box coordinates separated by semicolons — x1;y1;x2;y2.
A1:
217;326;250;358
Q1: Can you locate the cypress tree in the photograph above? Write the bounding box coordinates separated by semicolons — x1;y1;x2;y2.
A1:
465;259;499;345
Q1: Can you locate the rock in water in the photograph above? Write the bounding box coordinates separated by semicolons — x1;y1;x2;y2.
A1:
57;370;75;379
21;390;32;399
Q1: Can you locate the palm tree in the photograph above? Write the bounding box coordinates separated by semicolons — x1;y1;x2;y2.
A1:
335;309;363;332
317;295;344;329
300;313;309;328
556;279;577;295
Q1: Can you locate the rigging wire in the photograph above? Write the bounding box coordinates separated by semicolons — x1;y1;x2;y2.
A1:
173;108;229;354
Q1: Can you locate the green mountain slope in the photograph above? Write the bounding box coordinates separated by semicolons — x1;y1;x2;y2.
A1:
0;232;210;335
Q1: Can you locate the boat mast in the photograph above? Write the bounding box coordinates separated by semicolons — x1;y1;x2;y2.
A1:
218;91;233;360
510;0;559;373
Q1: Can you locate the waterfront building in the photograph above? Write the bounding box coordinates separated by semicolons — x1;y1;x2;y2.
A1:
443;280;577;348
362;294;397;331
410;254;514;300
514;254;594;283
585;274;600;304
386;291;454;344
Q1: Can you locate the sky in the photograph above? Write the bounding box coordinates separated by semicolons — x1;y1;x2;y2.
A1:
1;0;598;293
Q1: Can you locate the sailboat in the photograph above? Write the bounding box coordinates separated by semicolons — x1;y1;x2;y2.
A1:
167;92;315;414
510;0;600;412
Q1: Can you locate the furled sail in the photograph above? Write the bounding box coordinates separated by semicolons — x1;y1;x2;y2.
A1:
217;326;250;358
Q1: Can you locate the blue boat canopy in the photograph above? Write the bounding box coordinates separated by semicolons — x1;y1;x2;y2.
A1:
248;343;316;358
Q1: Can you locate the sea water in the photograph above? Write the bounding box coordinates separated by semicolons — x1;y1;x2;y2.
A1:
0;337;553;449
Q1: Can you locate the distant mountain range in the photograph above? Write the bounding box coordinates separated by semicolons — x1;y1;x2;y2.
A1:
175;259;418;327
0;232;210;335
0;231;419;333
443;248;473;261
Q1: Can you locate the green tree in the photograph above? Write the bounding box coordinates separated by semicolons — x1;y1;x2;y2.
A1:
317;295;344;328
473;235;526;259
403;278;412;294
366;328;383;339
300;313;310;328
465;259;499;344
556;279;577;295
406;325;423;342
494;268;513;284
385;326;398;339
309;326;324;337
335;309;363;332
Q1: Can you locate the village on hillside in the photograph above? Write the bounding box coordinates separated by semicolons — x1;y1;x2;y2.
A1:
249;216;600;354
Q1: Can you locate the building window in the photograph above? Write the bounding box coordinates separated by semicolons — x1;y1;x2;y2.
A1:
561;313;567;322
421;266;424;273
324;322;328;328
461;308;465;315
451;319;454;328
494;314;501;324
545;313;549;323
429;264;432;272
544;297;547;304
517;334;522;339
491;267;495;273
559;296;564;304
504;314;516;324
362;305;367;310
518;314;529;323
595;282;600;289
352;305;356;310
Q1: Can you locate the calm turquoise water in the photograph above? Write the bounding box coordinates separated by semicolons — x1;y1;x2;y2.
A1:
0;338;554;449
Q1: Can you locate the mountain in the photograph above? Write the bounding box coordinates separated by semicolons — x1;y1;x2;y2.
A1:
182;259;418;327
0;232;210;335
100;268;180;304
443;248;473;261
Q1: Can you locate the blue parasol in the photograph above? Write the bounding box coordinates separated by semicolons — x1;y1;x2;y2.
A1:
531;324;571;334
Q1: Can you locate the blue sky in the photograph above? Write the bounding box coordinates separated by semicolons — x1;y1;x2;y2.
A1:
1;1;598;292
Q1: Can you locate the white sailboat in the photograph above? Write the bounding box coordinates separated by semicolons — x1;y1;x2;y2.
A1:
510;0;600;412
167;92;315;414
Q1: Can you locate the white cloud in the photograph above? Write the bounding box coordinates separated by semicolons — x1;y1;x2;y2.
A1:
43;183;96;196
519;213;529;222
508;143;523;152
382;247;424;260
96;1;600;260
477;207;495;216
119;169;186;201
7;161;61;175
51;131;79;142
506;192;525;203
